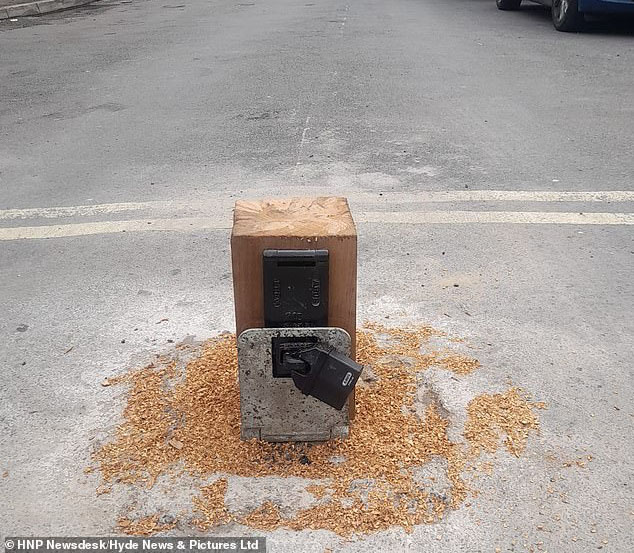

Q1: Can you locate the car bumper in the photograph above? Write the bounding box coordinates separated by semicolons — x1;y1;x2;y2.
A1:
579;0;634;13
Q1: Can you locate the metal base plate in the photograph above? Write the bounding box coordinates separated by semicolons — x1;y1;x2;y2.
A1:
237;327;351;442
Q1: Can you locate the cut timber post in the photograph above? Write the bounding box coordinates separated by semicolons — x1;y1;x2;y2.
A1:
231;196;357;417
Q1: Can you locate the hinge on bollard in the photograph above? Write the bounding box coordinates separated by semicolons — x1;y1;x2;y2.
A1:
287;346;363;411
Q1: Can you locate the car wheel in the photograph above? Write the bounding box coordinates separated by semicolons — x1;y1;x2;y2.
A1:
496;0;522;10
552;0;584;31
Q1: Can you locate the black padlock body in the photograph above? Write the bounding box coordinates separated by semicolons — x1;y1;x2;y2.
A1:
292;347;363;410
263;249;328;328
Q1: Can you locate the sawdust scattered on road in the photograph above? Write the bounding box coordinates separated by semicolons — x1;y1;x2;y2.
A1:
92;323;542;536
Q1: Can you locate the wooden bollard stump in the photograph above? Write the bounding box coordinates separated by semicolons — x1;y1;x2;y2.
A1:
231;197;358;423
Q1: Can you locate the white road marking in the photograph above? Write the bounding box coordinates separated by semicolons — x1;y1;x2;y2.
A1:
1;190;632;221
356;211;634;225
0;211;631;241
390;190;634;203
0;201;166;220
0;217;232;241
293;115;312;173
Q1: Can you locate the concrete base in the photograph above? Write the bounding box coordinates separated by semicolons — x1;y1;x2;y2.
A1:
237;327;351;442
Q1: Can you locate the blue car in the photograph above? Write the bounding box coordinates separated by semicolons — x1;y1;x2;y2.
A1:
496;0;634;31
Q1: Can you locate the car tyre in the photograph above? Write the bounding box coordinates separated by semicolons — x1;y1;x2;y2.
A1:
552;0;584;31
496;0;522;10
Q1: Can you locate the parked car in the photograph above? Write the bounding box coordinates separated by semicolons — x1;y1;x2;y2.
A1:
496;0;634;32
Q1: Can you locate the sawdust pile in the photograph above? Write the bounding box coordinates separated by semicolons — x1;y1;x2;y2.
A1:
464;388;542;458
437;354;481;375
117;515;175;536
93;323;541;536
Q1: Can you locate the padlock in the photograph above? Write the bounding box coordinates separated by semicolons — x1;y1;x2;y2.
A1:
289;346;363;410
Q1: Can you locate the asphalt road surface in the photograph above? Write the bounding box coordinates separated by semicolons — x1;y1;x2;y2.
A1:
1;0;633;551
